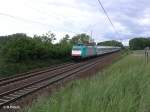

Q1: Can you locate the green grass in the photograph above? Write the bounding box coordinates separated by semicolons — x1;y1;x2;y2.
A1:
24;52;150;112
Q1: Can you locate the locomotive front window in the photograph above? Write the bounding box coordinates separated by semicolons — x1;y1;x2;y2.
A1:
73;48;81;50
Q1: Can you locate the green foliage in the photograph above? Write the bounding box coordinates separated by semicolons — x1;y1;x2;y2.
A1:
24;54;150;112
129;38;150;50
0;33;27;50
0;33;72;62
71;33;90;44
97;40;123;47
0;58;69;77
33;31;56;43
0;32;94;63
59;34;70;45
0;32;73;77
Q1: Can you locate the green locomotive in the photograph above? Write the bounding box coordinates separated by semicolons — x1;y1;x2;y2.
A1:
71;43;120;59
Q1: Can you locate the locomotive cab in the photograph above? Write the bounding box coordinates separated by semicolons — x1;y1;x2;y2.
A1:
71;43;96;59
71;43;86;59
71;46;82;57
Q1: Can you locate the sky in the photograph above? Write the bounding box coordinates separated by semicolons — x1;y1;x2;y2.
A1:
0;0;150;45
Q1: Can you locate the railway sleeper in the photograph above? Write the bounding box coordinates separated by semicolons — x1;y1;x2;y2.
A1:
3;96;13;100
23;88;33;91
16;92;27;95
18;90;28;93
26;87;37;91
0;98;9;102
28;86;39;89
9;94;20;97
13;92;25;96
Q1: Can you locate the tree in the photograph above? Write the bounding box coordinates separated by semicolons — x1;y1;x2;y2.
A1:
71;33;90;44
0;33;73;62
59;34;70;44
33;31;56;44
129;38;150;50
97;40;123;47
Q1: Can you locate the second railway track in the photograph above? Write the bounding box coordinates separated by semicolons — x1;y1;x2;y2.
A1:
0;62;74;86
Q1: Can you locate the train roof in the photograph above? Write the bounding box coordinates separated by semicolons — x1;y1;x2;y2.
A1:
96;46;121;48
73;44;121;49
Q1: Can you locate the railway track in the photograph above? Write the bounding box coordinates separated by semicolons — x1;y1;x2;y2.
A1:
0;53;117;109
0;62;73;83
0;62;75;87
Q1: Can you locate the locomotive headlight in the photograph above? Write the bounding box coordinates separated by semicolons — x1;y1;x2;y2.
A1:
71;50;81;56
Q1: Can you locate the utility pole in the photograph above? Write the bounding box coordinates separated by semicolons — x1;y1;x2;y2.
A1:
90;30;93;43
144;47;149;64
91;30;93;39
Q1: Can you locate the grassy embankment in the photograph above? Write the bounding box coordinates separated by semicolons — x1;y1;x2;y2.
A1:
24;51;150;112
0;56;71;78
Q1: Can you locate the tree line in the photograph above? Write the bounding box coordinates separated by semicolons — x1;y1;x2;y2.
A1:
129;38;150;50
1;31;149;64
0;32;93;62
97;40;123;47
97;37;150;50
0;32;125;62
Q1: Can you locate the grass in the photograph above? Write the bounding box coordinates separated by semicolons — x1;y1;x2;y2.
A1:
23;51;150;112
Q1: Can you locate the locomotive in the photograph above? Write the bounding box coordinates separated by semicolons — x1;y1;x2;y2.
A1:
71;43;121;59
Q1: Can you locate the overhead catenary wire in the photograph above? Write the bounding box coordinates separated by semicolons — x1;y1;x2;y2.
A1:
0;12;78;34
0;12;52;27
97;0;120;40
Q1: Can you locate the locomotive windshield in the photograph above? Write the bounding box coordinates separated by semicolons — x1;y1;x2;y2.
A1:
72;47;81;50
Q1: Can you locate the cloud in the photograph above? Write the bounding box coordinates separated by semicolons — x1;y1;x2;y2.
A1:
0;0;150;45
105;0;150;45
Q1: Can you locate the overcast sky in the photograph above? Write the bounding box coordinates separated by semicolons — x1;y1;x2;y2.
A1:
0;0;150;45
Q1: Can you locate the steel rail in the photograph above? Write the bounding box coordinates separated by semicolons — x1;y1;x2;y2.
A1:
0;62;72;82
0;55;103;108
0;54;105;87
0;55;103;98
0;62;75;87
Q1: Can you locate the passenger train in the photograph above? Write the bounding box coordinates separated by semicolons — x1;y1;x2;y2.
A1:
71;43;121;59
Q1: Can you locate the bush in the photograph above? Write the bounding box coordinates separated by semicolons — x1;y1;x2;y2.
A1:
97;40;123;47
1;34;72;62
129;38;150;50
